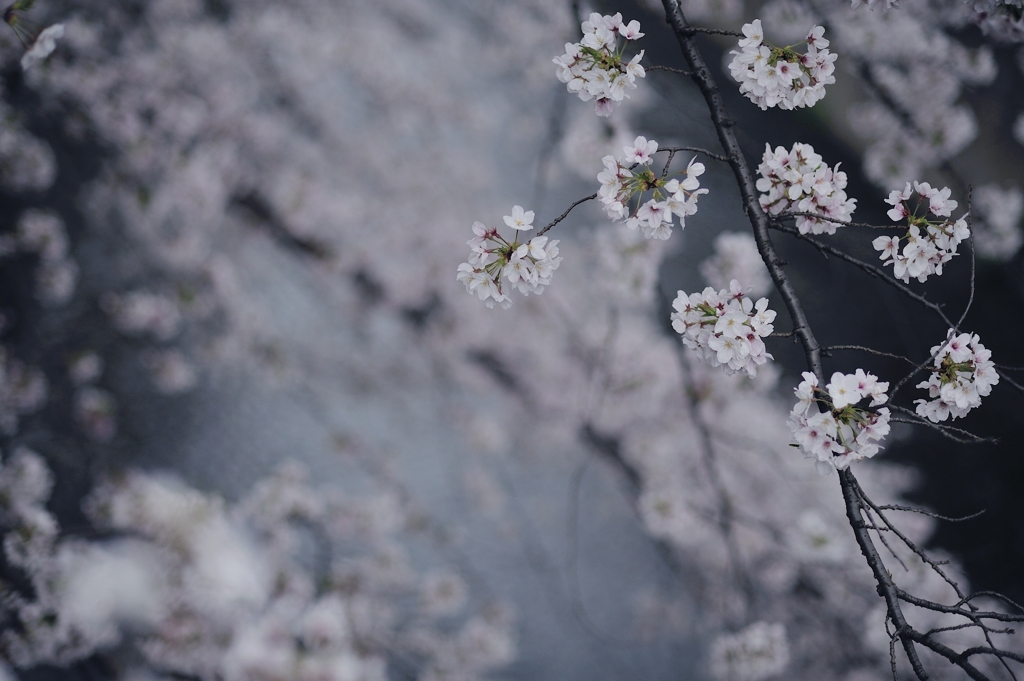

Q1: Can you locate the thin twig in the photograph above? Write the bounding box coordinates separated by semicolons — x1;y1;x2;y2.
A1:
769;221;955;329
996;370;1024;397
661;149;678;179
646;64;692;76
775;210;894;230
892;403;995;440
822;345;917;365
965;593;1024;615
876;504;986;523
537;192;598;236
680;26;744;37
995;364;1024;372
660;145;730;162
955;187;977;330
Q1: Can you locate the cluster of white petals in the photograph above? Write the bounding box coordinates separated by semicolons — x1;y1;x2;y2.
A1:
757;142;856;234
670;280;776;378
457;206;562;309
872;182;969;283
553;13;646;117
915;330;998;422
710;622;790;681
597;136;707;240
727;20;836;111
789;370;891;474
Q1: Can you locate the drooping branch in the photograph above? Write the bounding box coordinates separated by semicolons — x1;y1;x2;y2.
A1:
658;3;1013;679
537;192;598;236
659;0;822;382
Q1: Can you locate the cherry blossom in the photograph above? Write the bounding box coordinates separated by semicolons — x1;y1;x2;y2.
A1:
20;24;64;71
872;181;970;283
597;137;708;240
789;370;891;474
756;142;856;234
915;330;999;422
670;280;776;377
457;208;562;309
553;13;646;118
727;21;836;111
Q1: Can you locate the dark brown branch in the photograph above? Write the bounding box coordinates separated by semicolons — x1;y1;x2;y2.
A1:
658;4;1012;679
839;469;933;680
680;26;743;37
896;589;1024;624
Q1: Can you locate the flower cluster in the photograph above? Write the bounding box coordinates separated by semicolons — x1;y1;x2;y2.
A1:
457;206;562;309
597;136;707;240
872;182;969;284
553;13;646;117
756;142;856;234
789;370;891;474
710;621;790;681
670;280;776;378
727;20;837;111
915;330;998;422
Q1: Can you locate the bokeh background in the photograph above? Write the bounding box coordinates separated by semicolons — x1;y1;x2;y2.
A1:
2;0;1024;680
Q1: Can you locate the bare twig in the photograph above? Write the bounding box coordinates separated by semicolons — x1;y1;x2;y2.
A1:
876;504;986;523
646;64;692;76
822;345;917;365
537;192;598;236
955;187;977;329
887;406;996;445
660;145;730;162
769;221;956;329
774;210;894;230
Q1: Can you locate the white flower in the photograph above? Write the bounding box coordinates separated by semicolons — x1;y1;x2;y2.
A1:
790;369;891;473
874;182;969;283
554;14;646;117
596;144;707;240
756;142;856;234
502;205;535;231
728;21;835;111
624;136;658;165
457;209;562;309
670;280;775;377
914;330;998;422
21;24;65;71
